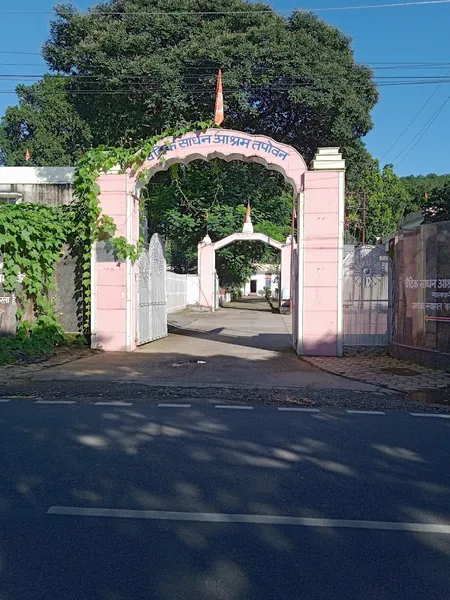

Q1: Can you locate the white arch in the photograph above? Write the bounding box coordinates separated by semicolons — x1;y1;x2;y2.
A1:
213;232;284;251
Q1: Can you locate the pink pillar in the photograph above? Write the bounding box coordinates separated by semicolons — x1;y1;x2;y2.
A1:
197;239;215;310
280;242;292;312
92;172;139;351
298;149;345;356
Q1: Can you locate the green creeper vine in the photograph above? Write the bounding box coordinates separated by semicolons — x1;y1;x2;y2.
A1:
0;121;213;349
71;120;213;326
0;203;69;320
0;203;70;362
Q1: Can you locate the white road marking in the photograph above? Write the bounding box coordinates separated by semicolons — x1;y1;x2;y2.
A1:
215;405;254;410
47;506;450;534
0;399;11;403
346;410;386;415
278;407;320;412
94;401;133;406
35;400;76;405
410;413;450;418
158;403;192;408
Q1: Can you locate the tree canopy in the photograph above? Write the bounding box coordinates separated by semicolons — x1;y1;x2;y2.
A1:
345;148;417;243
423;182;450;223
0;76;91;166
400;173;450;209
4;0;427;288
39;0;378;159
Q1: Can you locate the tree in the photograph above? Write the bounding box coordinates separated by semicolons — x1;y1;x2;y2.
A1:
423;182;450;223
0;75;92;166
400;173;450;209
40;0;377;157
382;164;414;225
145;160;292;288
0;0;382;287
345;147;414;244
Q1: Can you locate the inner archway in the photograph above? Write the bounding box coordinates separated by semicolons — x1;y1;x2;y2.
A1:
94;129;345;356
197;231;292;314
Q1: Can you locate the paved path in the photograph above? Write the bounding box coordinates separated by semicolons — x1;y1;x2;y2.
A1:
31;299;378;391
305;355;450;393
1;400;449;599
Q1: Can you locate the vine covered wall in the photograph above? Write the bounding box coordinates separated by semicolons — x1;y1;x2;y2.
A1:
0;122;212;343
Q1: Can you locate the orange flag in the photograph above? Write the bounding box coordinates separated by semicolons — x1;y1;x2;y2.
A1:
25;148;31;161
214;69;224;126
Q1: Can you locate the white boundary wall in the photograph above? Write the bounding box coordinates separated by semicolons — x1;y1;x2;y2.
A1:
187;274;199;306
166;272;188;314
0;167;74;184
166;272;199;313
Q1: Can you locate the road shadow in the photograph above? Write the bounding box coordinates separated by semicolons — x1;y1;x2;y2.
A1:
0;404;449;599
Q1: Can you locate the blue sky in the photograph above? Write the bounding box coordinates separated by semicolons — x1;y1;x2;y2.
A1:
0;0;449;175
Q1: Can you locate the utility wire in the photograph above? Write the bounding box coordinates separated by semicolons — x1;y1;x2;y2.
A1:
2;81;450;94
2;53;450;68
394;93;450;165
4;73;450;81
0;1;449;15
381;69;450;160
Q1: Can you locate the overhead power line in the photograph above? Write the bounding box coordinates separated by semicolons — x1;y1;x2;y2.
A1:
2;80;450;95
0;1;449;15
0;51;42;55
4;73;450;80
381;69;450;160
394;94;450;165
2;52;450;69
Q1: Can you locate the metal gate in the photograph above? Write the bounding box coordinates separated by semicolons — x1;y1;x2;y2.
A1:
137;233;168;345
343;245;392;347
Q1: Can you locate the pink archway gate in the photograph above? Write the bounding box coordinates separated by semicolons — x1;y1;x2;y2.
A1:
93;128;345;356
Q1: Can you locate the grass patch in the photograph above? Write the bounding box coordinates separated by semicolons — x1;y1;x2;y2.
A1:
0;320;87;366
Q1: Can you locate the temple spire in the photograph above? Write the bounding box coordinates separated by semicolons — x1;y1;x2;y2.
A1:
242;200;253;233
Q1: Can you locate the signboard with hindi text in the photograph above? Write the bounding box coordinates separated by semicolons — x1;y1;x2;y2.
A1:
393;221;450;354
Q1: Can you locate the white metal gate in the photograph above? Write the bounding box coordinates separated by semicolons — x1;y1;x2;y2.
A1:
137;233;168;345
343;246;392;347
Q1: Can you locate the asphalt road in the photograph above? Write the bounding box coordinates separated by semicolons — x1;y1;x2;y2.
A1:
0;400;449;600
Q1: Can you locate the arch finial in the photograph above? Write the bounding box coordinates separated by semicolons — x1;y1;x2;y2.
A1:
242;200;253;234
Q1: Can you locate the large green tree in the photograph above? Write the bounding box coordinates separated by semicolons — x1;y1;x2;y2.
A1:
40;0;377;157
37;0;378;287
0;0;384;288
0;75;92;166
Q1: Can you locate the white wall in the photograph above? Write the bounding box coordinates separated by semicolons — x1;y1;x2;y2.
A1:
166;273;199;313
166;272;188;314
243;272;279;296
0;167;74;184
187;274;199;305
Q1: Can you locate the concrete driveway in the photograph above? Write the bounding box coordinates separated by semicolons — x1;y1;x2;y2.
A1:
32;299;377;391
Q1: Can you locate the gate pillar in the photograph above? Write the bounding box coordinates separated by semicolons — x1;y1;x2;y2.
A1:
299;149;345;356
92;172;139;351
198;236;215;310
280;240;293;312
